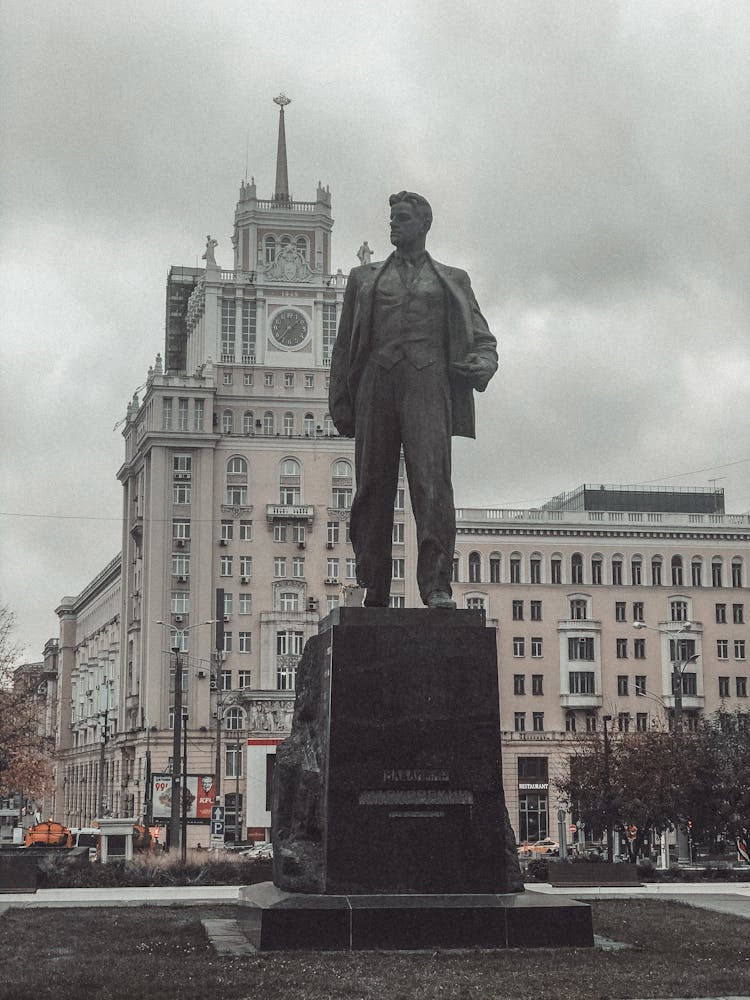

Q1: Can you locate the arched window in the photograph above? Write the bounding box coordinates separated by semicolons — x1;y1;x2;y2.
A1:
264;235;276;263
468;552;482;584
466;594;486;611
224;707;245;731
242;411;254;435
263;411;274;436
712;557;723;588
280;234;292;249
631;555;643;586
489;553;501;584
323;415;334;436
283;412;294;436
221;409;233;434
303;413;315;436
611;555;624;586
732;557;744;588
295;235;309;260
569;597;588;620
452;555;460;583
529;553;542;584
279;458;301;505
279;591;299;612
671;555;684;587
226;457;248;506
591;555;603;585
651;555;663;586
571;553;583;585
510;552;522;584
331;459;353;508
691;557;703;587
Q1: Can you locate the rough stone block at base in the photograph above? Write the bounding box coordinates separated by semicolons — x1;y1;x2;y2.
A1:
240;883;594;951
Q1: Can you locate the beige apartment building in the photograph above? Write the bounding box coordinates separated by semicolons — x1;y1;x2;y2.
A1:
46;100;750;851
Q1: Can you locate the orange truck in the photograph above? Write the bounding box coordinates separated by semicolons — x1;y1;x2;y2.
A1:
23;821;72;848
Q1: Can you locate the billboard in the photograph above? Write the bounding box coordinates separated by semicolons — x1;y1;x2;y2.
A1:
152;774;216;824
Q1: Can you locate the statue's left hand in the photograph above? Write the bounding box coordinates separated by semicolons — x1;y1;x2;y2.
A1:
451;353;495;391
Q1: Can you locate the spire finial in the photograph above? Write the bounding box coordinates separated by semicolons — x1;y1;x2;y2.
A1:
273;94;291;202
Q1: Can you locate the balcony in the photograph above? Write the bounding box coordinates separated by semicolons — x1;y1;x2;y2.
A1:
557;619;601;631
266;504;314;525
560;693;603;709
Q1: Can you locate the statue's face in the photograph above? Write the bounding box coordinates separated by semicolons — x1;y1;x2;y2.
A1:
389;202;427;249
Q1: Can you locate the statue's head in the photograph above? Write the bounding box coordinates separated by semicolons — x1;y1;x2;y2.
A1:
389;191;432;250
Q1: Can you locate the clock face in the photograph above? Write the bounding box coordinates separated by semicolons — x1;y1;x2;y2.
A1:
271;309;308;348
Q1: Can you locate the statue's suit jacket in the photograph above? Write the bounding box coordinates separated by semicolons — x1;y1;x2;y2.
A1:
329;253;498;439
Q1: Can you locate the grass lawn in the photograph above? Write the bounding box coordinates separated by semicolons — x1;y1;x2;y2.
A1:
0;899;746;1000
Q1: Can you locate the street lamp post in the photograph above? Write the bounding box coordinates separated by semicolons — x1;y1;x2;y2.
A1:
156;619;217;856
602;714;614;862
632;619;700;865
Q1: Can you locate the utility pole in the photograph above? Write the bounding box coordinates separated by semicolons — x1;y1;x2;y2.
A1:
602;714;614;862
181;712;189;863
214;589;225;800
143;717;153;828
98;703;109;818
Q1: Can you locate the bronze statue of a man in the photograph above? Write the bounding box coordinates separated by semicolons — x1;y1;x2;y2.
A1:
329;191;498;609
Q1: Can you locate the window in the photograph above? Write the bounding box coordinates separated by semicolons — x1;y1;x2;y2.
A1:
220;670;232;691
514;712;526;733
571;554;583;585
585;713;597;732
712;558;723;588
172;518;191;542
732;559;743;588
634;638;646;659
532;712;544;732
279;592;299;612
221;299;236;360
226;456;248;507
569;671;595;694
220;556;233;577
279;458;301;505
568;637;595;661
392;559;405;579
239;556;252;578
733;604;744;625
225;744;243;779
327;558;340;579
163;397;173;430
303;374;314;390
716;603;727;623
651;557;662;586
173;482;192;504
392;522;404;544
238;593;252;614
395;488;406;511
691;559;702;587
514;674;525;695
565;712;576;733
224;707;245;731
327;521;340;545
530;600;542;621
169;589;189;617
223;592;233;615
237;632;252;653
468;552;482;584
512;600;524;621
531;637;543;658
220;519;233;542
284;373;294;389
389;595;405;609
635;675;646;696
633;601;644;623
738;677;748;697
223;631;232;653
264;372;274;387
243;372;253;387
221;409;233;434
466;596;486;611
615;602;626;622
591;557;602;585
616;638;628;659
636;713;648;732
681;673;697;696
617;712;630;733
178;398;189;431
345;557;357;579
530;556;541;584
670;600;689;623
617;675;629;696
273;524;287;543
263;411;274;435
719;676;730;697
631;557;642;586
510;556;521;584
570;599;587;620
717;639;729;659
322;303;337;360
513;637;525;657
194;399;204;431
551;558;562;584
276;629;304;656
612;559;623;585
490;554;501;583
670;636;695;662
532;674;543;695
172;554;190;577
274;557;287;578
452;557;460;583
671;555;684;587
239;520;252;540
735;640;746;660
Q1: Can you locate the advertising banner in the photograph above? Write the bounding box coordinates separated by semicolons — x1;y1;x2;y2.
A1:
152;774;216;824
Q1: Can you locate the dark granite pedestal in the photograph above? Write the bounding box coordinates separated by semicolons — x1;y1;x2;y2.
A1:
263;608;593;950
240;883;594;951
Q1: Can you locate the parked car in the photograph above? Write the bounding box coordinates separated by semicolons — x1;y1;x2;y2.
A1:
239;841;273;860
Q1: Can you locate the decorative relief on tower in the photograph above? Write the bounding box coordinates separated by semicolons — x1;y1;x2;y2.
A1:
261;245;315;283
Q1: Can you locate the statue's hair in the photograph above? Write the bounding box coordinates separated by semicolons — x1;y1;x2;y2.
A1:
389;191;432;228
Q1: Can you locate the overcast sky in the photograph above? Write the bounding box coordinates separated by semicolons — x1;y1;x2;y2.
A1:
1;0;748;664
